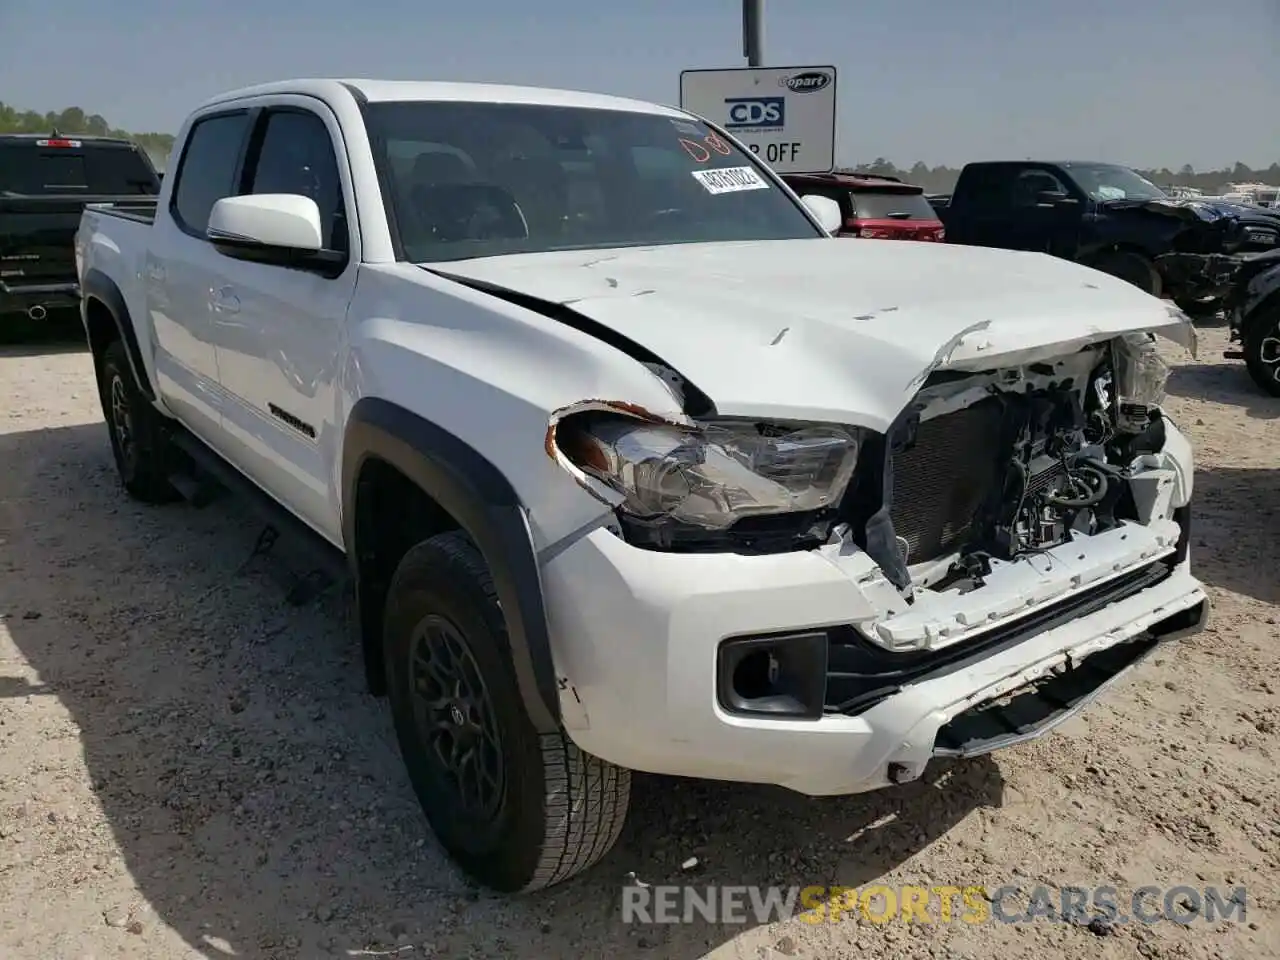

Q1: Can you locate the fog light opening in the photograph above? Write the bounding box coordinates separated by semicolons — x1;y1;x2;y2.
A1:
732;650;776;701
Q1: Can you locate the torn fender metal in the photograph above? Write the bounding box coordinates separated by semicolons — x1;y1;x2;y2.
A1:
436;239;1198;432
543;398;693;509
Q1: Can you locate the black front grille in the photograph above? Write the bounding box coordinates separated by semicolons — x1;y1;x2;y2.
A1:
890;398;1005;564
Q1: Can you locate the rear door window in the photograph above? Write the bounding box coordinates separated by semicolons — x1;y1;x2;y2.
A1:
850;191;939;220
242;109;347;252
0;141;158;196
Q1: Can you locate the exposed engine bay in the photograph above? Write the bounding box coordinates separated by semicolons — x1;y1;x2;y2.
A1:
871;336;1173;596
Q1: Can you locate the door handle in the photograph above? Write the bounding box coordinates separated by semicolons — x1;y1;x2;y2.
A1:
211;286;240;315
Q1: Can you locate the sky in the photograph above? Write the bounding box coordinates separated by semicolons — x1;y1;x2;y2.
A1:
1;0;1277;171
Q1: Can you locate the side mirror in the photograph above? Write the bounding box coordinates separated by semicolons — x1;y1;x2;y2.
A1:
208;194;323;251
207;193;345;275
800;194;843;234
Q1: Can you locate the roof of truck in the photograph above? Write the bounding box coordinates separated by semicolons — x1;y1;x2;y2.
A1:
197;78;690;119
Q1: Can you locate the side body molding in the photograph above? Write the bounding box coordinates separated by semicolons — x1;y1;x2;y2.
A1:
341;397;561;732
80;268;156;400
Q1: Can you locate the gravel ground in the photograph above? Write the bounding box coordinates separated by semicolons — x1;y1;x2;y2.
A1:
0;324;1277;960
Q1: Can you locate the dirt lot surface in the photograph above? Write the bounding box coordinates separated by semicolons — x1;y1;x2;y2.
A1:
1;325;1277;960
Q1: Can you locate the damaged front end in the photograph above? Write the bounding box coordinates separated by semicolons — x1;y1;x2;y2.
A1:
1137;199;1280;306
549;331;1185;568
548;328;1202;716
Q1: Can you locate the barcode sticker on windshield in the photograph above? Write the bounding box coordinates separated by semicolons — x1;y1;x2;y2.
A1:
690;166;769;195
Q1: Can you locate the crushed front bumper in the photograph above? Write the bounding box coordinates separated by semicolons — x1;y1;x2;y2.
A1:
543;510;1207;797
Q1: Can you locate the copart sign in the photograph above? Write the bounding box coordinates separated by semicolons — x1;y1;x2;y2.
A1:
679;65;837;175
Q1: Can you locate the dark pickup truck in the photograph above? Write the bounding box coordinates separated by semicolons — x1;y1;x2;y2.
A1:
1;133;160;325
1221;248;1280;395
931;161;1280;312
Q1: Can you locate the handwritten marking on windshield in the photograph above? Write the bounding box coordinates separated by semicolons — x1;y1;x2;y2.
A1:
703;132;732;156
680;139;711;163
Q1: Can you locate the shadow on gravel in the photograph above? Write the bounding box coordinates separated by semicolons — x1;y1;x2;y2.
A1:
1192;465;1280;607
0;422;1003;960
1166;359;1280;421
0;309;86;353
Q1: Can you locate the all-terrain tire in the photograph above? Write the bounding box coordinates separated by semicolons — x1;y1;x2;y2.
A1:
383;531;631;892
98;340;179;503
1242;305;1280;397
1091;250;1162;298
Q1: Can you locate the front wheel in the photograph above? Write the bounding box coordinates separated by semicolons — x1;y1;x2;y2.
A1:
1091;250;1162;298
383;531;630;892
1243;306;1280;397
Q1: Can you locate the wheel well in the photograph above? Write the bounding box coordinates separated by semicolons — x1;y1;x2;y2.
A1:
353;456;462;695
1088;243;1153;267
84;297;119;368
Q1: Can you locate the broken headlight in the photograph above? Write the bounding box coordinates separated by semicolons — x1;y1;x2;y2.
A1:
1111;333;1170;431
558;417;860;530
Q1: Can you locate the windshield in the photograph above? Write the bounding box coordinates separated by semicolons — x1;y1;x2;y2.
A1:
0;141;159;196
363;101;822;262
1063;163;1168;203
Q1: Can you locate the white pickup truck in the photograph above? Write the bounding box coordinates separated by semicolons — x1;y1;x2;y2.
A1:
76;78;1209;894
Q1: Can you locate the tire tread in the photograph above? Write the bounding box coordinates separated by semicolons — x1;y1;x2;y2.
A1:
389;531;630;893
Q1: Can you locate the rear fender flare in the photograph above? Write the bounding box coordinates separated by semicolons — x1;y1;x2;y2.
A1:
341;397;560;732
80;268;155;401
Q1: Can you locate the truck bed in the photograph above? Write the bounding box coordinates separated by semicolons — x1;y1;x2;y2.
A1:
85;198;158;225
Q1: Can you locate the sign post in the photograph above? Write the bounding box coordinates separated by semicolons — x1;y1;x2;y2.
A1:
678;66;837;175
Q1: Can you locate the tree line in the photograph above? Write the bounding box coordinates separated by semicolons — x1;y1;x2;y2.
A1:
0;103;175;168
3;102;1277;194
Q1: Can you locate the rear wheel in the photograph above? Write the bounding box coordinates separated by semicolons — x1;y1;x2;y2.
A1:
1091;250;1162;298
383;531;630;892
98;340;179;502
1242;306;1280;397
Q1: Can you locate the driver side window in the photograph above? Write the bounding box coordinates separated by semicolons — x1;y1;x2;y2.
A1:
243;109;348;253
1013;169;1069;208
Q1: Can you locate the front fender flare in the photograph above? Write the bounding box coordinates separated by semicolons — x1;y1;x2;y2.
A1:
341;397;560;732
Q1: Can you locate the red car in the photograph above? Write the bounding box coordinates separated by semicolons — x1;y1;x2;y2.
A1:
782;172;945;242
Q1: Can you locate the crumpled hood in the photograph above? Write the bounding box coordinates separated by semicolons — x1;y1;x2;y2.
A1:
1106;196;1280;228
427;238;1195;431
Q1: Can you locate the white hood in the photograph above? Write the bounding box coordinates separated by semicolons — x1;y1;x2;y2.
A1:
429;238;1195;431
